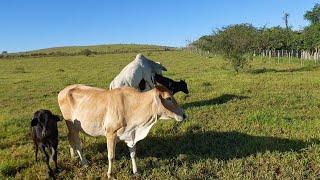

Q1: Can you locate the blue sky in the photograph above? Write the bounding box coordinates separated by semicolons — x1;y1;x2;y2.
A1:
0;0;318;52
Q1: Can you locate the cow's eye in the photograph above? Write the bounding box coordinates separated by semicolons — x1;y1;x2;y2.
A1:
166;97;173;102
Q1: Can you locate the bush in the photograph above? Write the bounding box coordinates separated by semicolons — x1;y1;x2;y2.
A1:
209;24;257;72
80;49;93;56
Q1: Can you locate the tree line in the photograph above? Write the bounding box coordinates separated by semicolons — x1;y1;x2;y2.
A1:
191;4;320;72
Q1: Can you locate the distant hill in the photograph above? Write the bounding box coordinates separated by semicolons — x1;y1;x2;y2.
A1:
1;44;177;59
26;44;176;54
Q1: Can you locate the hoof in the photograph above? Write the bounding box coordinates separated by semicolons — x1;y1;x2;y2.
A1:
81;159;89;166
48;171;55;180
133;172;140;176
55;167;62;174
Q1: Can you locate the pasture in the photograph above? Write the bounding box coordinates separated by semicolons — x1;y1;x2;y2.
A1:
1;45;320;179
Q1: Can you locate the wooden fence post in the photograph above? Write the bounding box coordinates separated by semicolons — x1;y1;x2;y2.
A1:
289;52;291;63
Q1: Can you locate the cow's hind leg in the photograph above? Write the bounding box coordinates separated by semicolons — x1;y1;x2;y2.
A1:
70;147;75;158
65;120;88;165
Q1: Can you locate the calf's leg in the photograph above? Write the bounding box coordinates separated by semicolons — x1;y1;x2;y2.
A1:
40;145;54;177
51;146;60;172
106;133;116;178
34;142;39;162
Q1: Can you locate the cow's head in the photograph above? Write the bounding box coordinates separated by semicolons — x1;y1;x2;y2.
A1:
153;86;186;121
31;110;60;139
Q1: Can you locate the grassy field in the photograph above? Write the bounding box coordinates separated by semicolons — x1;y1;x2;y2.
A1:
1;45;320;179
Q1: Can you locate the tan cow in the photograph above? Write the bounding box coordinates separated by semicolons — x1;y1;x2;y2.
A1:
58;84;186;177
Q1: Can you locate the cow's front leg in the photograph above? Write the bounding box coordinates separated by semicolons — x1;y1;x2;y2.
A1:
129;145;137;174
107;133;117;178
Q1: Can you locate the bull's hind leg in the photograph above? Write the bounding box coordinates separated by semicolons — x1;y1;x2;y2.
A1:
65;120;88;165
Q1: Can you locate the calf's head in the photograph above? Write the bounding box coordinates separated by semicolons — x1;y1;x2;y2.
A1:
153;86;186;121
179;80;189;94
31;110;60;139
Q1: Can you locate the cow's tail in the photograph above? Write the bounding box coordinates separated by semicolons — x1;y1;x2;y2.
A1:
58;85;77;120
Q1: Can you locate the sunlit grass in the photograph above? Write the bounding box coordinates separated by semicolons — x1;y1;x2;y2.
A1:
1;46;320;179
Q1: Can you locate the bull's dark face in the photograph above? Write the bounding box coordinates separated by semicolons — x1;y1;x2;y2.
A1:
31;110;60;139
179;80;189;94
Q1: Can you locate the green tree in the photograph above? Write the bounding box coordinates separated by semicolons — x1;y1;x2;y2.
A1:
192;35;214;52
301;24;320;51
304;3;320;25
80;49;93;56
258;26;295;50
211;24;258;72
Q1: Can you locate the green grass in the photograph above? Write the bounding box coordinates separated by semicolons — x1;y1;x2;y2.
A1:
1;46;320;179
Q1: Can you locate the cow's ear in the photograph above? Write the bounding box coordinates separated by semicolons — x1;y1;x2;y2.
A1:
31;118;38;126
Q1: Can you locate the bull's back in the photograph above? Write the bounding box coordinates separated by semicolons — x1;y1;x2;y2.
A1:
110;61;143;89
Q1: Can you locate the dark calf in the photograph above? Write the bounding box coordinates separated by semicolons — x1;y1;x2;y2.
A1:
31;109;61;178
154;74;189;95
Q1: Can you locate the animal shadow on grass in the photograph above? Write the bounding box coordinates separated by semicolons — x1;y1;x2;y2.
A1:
182;94;249;109
250;65;320;74
87;126;311;163
137;127;311;161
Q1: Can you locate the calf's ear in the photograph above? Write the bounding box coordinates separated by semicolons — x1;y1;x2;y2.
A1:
155;62;167;71
31;118;38;126
53;115;61;122
161;65;167;71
